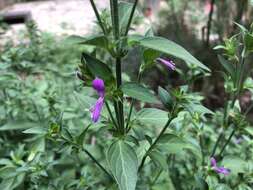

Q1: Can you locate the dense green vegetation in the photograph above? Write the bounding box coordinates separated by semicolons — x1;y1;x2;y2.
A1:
0;1;253;190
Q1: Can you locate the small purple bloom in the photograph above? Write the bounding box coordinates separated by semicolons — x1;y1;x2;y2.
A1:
90;97;104;123
210;157;230;176
156;58;176;70
92;77;105;97
90;77;105;123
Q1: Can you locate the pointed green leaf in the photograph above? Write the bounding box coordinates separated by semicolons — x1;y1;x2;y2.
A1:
82;53;114;82
121;82;158;103
66;35;108;49
158;86;173;109
22;127;47;135
136;108;168;126
107;141;138;190
129;36;210;71
218;55;236;81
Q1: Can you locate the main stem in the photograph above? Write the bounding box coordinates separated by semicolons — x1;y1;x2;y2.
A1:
138;117;175;172
111;0;124;134
116;57;124;133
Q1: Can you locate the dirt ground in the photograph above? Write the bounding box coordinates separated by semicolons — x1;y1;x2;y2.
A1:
1;0;109;37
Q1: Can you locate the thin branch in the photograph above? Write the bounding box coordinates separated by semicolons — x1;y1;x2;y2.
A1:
125;72;142;131
89;0;107;34
105;101;119;129
218;126;237;156
138;116;175;172
124;0;139;36
83;148;112;178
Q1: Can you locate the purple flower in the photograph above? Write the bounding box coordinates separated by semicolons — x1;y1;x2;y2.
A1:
90;77;105;123
90;97;104;123
210;157;230;176
156;58;176;70
92;77;105;97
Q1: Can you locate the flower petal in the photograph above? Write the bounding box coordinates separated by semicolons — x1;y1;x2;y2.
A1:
156;58;176;70
90;97;104;123
214;167;231;176
210;157;217;167
92;77;105;97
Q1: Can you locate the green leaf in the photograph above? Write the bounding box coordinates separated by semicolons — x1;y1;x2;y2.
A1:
0;166;16;179
107;140;138;190
244;33;253;54
0;121;38;131
149;150;167;169
22;127;48;135
218;55;236;81
121;82;158;103
66;35;108;49
158;134;201;158
183;103;214;116
143;49;161;66
221;156;247;174
136;108;168;126
0;178;15;190
244;127;253;136
194;176;209;190
82;53;114;82
158;86;172;109
243;77;253;93
129;36;210;71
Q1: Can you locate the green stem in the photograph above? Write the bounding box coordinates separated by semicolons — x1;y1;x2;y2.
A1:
60;135;112;179
218;126;237;156
89;0;106;34
125;72;142;131
150;169;162;187
199;128;205;166
105;101;118;129
211;130;223;157
124;0;139;36
116;58;124;134
212;57;245;157
244;103;253;116
110;0;124;134
83;148;112;178
138;116;175;172
111;0;119;40
210;101;228;157
113;100;121;128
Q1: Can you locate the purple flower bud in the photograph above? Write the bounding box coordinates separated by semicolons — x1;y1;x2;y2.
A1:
90;77;105;123
210;157;217;167
210;157;230;176
156;58;176;70
92;77;105;97
90;97;104;123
